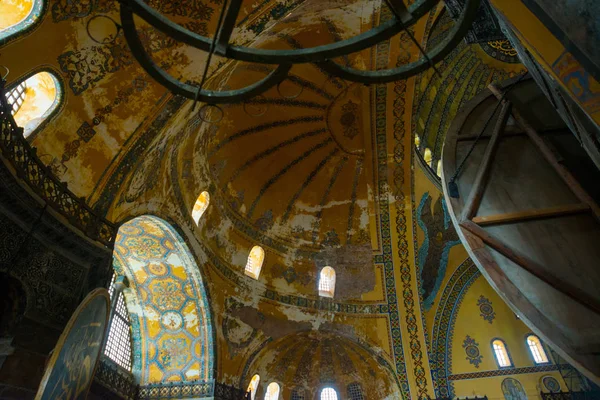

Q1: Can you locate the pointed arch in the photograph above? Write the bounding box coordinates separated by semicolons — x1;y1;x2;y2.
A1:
0;0;44;45
5;70;63;139
492;338;513;368
245;245;264;280
264;382;280;400
318;266;336;298
247;374;260;400
526;334;549;364
191;191;210;225
112;215;214;384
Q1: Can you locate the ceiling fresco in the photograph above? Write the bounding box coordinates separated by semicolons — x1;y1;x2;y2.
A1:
113;215;214;384
1;0;299;198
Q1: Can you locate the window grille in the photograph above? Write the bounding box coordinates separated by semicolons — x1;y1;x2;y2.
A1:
5;82;26;116
320;387;338;400
291;388;305;400
104;289;133;371
318;267;336;298
347;383;364;400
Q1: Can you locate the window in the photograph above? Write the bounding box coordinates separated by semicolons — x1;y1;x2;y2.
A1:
318;266;336;298
347;383;364;400
264;382;280;400
291;388;305;400
424;148;433;167
414;134;421;148
246;374;260;400
245;246;264;280
104;274;133;371
527;335;549;364
191;191;210;225
320;388;338;400
436;160;442;177
492;339;512;368
0;0;42;43
4;71;61;138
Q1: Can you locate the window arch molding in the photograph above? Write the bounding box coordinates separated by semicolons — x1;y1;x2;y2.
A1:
491;338;513;369
525;334;549;365
0;0;46;46
4;66;65;140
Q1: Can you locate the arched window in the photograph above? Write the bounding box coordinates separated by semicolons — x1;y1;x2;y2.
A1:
291;388;306;400
527;334;549;364
436;160;442;177
320;387;338;400
347;383;364;400
246;374;260;400
0;0;43;43
492;339;512;368
245;245;264;280
318;266;336;298
104;274;133;371
5;71;61;138
414;134;421;148
424;148;433;167
264;382;280;400
191;191;210;225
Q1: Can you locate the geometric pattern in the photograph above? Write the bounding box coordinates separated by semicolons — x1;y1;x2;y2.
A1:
477;295;495;324
542;376;561;393
113;216;214;384
463;335;483;368
448;364;558;380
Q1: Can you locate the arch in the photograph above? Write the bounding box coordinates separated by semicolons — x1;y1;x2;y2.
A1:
526;334;549;364
347;382;364;400
320;387;338;400
502;377;527;400
492;338;513;368
5;70;62;139
104;274;133;371
245;245;264;280
246;374;260;400
264;382;280;400
0;0;44;45
318;266;336;298
191;191;210;225
112;215;214;384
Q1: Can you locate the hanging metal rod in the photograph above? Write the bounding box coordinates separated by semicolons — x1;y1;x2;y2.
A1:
118;0;480;103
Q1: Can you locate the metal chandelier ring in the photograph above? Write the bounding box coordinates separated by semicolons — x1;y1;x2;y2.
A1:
318;0;481;83
118;0;439;64
120;5;292;103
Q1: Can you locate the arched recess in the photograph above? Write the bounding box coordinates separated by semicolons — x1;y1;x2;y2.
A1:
0;0;45;45
4;68;63;139
112;215;215;384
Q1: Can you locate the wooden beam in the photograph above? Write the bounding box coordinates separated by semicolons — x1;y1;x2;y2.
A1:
460;219;600;316
461;100;512;221
488;84;600;224
472;203;590;226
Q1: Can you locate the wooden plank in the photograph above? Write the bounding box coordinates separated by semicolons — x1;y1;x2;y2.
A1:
460;219;600;316
488;84;600;224
472;203;590;226
461;101;512;221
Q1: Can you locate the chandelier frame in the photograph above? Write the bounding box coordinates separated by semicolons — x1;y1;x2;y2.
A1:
118;0;480;104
